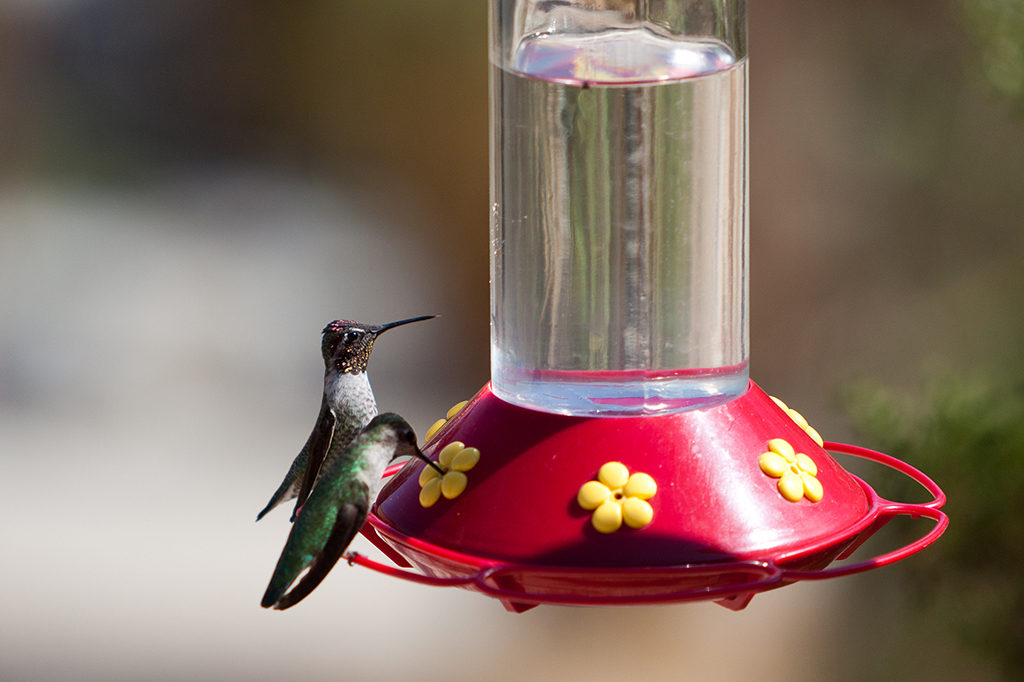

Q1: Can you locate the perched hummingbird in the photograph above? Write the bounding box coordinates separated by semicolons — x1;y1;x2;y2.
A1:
256;315;435;522
262;413;442;610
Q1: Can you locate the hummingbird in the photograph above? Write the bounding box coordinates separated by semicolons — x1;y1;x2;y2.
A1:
256;315;436;522
261;413;443;610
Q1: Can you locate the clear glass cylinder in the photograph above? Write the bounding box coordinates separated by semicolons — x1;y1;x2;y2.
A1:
489;0;749;416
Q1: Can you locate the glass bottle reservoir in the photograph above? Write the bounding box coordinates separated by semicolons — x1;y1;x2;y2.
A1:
490;0;749;416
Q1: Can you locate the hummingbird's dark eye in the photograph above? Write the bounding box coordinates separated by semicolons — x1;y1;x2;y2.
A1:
343;331;360;343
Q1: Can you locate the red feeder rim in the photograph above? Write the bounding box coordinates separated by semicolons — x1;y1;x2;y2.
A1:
350;383;946;612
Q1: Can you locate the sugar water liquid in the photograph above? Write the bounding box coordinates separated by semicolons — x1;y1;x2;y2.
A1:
490;27;749;416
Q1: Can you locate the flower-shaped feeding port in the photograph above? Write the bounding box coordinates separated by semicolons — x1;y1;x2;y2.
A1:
577;462;658;533
769;395;824;447
418;440;480;507
759;438;823;503
424;400;469;443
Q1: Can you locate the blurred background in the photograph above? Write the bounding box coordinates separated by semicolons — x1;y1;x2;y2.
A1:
1;0;1022;680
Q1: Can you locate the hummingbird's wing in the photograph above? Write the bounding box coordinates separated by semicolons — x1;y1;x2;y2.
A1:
255;396;336;522
261;479;369;610
293;403;339;516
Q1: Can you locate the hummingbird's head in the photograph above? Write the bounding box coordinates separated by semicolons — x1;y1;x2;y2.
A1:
363;413;439;469
321;315;436;374
368;413;419;460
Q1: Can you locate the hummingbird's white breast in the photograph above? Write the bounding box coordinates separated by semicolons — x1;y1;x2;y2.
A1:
324;370;378;427
360;433;401;499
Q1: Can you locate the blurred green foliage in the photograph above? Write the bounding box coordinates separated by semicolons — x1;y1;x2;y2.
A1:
961;0;1024;113
847;374;1024;677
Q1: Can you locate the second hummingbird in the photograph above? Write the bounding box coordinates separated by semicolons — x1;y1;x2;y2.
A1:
256;315;436;522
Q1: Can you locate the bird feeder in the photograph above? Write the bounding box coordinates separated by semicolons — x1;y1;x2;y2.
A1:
357;0;946;612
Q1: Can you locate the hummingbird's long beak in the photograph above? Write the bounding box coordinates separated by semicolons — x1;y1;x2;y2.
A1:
376;315;437;334
409;447;445;476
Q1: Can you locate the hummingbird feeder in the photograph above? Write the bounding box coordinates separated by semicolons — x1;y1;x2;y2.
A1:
357;0;946;612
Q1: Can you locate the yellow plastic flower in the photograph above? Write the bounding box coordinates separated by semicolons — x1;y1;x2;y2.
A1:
423;400;469;443
577;462;657;533
758;438;824;503
418;441;480;507
769;395;824;446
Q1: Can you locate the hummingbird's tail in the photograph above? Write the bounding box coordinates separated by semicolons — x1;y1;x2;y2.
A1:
261;498;367;610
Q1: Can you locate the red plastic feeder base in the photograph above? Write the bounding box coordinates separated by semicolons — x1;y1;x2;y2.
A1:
355;381;946;612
